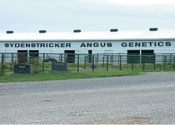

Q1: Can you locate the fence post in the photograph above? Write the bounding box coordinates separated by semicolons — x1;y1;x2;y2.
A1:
42;53;45;72
77;54;79;72
132;56;134;71
120;55;122;71
11;53;14;63
64;53;66;63
174;56;175;70
103;56;105;68
96;53;99;64
10;53;14;72
154;54;156;70
106;55;109;71
1;53;4;76
111;55;113;64
164;56;166;71
84;56;86;69
60;54;63;62
142;56;145;71
92;55;95;71
170;53;172;63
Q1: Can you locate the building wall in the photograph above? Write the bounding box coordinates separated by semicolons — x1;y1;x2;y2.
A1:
0;39;175;54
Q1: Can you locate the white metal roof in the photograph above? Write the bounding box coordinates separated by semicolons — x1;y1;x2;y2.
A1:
0;30;175;41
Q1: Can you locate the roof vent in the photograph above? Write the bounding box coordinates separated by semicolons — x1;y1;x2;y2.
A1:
6;31;14;34
110;29;118;32
149;28;158;31
73;29;81;33
39;30;47;33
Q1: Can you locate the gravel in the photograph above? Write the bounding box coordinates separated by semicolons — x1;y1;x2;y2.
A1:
0;72;175;124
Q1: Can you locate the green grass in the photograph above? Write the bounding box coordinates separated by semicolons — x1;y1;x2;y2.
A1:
0;70;141;83
1;62;175;83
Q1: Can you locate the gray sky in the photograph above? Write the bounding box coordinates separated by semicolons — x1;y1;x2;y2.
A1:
0;0;175;33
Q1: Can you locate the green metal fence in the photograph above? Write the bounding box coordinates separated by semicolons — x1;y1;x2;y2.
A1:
1;53;175;76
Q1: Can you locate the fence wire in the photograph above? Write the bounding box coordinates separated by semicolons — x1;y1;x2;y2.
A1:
1;53;175;76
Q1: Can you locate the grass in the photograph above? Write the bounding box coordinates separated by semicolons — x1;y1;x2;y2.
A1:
0;62;175;83
0;70;141;83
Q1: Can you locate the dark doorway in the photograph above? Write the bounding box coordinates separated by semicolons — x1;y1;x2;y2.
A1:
18;50;28;64
141;50;155;63
88;50;92;63
29;50;39;58
65;50;75;63
127;50;140;64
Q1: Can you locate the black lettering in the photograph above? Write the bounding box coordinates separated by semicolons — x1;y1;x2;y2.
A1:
158;42;164;47
87;43;92;47
135;42;141;47
129;42;134;47
31;43;36;48
60;43;65;48
80;43;86;47
142;42;147;47
154;42;157;47
93;43;99;47
26;43;31;48
166;42;171;46
100;43;105;47
10;43;14;47
36;43;40;47
55;43;60;47
40;43;45;47
107;43;112;47
15;43;20;48
21;43;25;48
46;43;48;47
49;43;54;47
66;43;71;47
148;42;153;47
4;43;9;47
121;42;127;47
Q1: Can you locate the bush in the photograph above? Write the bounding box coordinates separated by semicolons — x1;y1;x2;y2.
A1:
0;64;9;76
28;57;41;74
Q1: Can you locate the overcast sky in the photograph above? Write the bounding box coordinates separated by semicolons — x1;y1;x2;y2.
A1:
0;0;175;33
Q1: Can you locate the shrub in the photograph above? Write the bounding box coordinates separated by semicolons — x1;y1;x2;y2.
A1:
0;64;9;76
28;57;41;74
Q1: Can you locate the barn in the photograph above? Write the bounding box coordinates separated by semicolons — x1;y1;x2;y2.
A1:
0;28;175;63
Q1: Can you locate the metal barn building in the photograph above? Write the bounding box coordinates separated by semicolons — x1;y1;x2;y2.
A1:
0;28;175;63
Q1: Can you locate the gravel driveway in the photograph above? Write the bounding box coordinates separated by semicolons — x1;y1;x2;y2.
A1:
0;72;175;124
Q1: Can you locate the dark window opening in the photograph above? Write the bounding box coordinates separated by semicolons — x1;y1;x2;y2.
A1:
29;50;39;58
18;50;28;64
65;50;75;63
127;50;140;64
141;50;155;63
